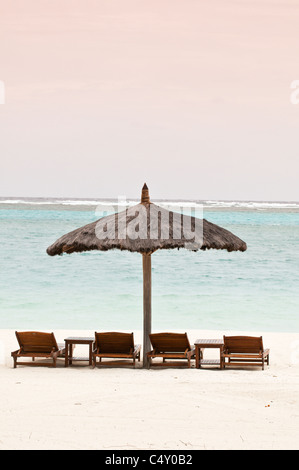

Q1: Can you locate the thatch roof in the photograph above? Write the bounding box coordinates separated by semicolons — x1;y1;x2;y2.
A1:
47;185;247;256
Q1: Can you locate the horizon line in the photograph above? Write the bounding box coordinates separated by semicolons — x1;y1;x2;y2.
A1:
1;196;299;204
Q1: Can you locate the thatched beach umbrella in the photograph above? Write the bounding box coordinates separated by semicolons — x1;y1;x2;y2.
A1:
47;184;247;367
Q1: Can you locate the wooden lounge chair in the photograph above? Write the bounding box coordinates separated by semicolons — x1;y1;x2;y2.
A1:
92;332;141;368
221;336;270;370
147;332;195;368
11;331;65;368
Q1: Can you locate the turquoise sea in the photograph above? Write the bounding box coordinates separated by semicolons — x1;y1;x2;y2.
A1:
0;198;298;333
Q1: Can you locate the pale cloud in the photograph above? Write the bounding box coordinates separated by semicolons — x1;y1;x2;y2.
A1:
0;0;299;200
6;79;138;102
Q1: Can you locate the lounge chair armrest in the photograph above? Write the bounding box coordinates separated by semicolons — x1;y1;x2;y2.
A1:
263;349;270;357
11;349;21;357
187;347;196;359
133;344;141;357
56;344;66;357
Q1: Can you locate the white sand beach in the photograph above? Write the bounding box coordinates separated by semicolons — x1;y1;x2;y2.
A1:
0;328;299;450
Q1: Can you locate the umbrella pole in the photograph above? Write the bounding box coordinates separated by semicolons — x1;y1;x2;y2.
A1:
142;253;152;368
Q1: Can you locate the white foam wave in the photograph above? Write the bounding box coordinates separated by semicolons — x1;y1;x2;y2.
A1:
0;198;298;210
204;201;299;209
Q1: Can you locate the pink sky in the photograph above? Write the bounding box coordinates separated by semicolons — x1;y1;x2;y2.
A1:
0;0;299;200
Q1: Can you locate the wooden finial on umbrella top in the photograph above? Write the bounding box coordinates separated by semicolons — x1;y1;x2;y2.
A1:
141;183;150;204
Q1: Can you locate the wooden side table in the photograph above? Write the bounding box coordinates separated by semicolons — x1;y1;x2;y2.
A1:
64;337;94;367
195;339;224;369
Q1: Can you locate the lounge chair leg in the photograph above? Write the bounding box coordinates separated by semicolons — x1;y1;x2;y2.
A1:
262;358;264;371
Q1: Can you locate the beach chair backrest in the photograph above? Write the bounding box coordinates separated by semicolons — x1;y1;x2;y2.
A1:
223;336;263;354
95;332;134;353
149;333;191;353
16;331;59;353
